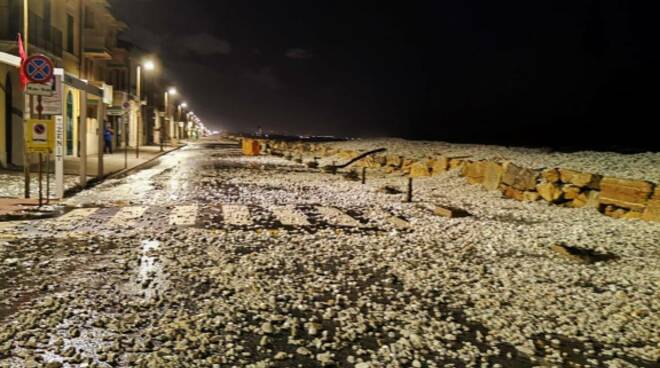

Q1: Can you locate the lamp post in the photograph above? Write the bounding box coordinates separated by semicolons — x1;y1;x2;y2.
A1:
135;60;154;158
161;87;177;151
177;102;187;140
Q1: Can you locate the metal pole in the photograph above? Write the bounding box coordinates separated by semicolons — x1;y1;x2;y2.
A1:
22;0;30;199
46;152;50;204
136;65;141;158
124;118;128;169
38;154;42;206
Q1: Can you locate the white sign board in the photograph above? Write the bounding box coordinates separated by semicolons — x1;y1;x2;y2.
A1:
26;82;54;96
41;76;62;115
55;116;64;198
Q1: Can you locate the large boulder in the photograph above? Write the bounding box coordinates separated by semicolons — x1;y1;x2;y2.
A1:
559;169;602;189
482;162;504;191
502;163;539;191
599;177;654;211
642;188;660;222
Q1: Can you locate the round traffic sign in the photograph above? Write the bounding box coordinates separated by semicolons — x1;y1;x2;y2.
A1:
34;123;46;135
25;55;54;83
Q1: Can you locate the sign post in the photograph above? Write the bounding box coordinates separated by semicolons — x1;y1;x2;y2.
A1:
26;119;54;206
24;54;54;202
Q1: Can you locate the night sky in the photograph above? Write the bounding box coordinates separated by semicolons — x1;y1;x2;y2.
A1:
110;1;659;150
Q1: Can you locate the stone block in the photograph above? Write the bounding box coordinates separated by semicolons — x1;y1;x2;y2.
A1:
572;190;600;209
559;169;602;189
502;185;525;201
482;162;504;191
386;155;403;168
502;163;539;191
642;188;660;222
537;182;563;202
562;185;581;200
523;191;540;202
410;161;431;177
542;168;560;183
599;177;654;211
430;157;449;175
449;159;464;170
461;161;486;184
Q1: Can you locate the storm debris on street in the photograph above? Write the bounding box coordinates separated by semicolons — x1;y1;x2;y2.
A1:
1;139;658;367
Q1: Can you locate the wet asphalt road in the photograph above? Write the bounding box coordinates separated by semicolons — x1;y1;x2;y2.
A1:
0;139;657;368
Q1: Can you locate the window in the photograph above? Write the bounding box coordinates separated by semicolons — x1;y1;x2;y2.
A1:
67;14;74;54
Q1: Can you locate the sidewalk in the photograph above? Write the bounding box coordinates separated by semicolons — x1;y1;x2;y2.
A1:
0;145;182;213
63;145;180;177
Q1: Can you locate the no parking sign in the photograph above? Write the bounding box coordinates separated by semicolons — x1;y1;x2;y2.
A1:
26;119;55;153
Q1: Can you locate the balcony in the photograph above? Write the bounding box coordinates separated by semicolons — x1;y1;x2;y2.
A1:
84;29;113;60
28;12;63;58
0;11;62;59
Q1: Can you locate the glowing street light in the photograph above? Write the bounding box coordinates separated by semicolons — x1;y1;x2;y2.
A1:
168;87;177;95
144;60;155;71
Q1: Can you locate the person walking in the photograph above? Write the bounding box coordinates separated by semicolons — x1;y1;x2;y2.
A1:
103;122;114;154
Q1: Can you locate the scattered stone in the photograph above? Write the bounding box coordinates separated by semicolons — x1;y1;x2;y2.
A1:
431;205;471;218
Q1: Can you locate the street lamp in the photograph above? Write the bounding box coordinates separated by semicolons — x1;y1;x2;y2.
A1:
136;59;154;159
161;87;177;151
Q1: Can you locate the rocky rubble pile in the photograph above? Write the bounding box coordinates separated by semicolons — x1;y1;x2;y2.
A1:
262;139;660;223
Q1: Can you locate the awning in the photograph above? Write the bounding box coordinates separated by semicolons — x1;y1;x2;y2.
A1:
0;51;21;68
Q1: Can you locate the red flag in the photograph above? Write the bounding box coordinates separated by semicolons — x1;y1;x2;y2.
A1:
18;33;29;89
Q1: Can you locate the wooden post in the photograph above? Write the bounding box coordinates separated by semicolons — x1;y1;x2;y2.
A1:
361;167;366;184
407;177;413;203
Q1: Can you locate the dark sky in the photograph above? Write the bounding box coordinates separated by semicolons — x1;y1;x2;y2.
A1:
109;1;659;149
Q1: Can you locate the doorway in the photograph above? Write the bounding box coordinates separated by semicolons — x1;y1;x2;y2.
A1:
66;91;74;155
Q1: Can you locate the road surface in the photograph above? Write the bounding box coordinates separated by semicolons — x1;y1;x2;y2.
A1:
0;138;657;368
